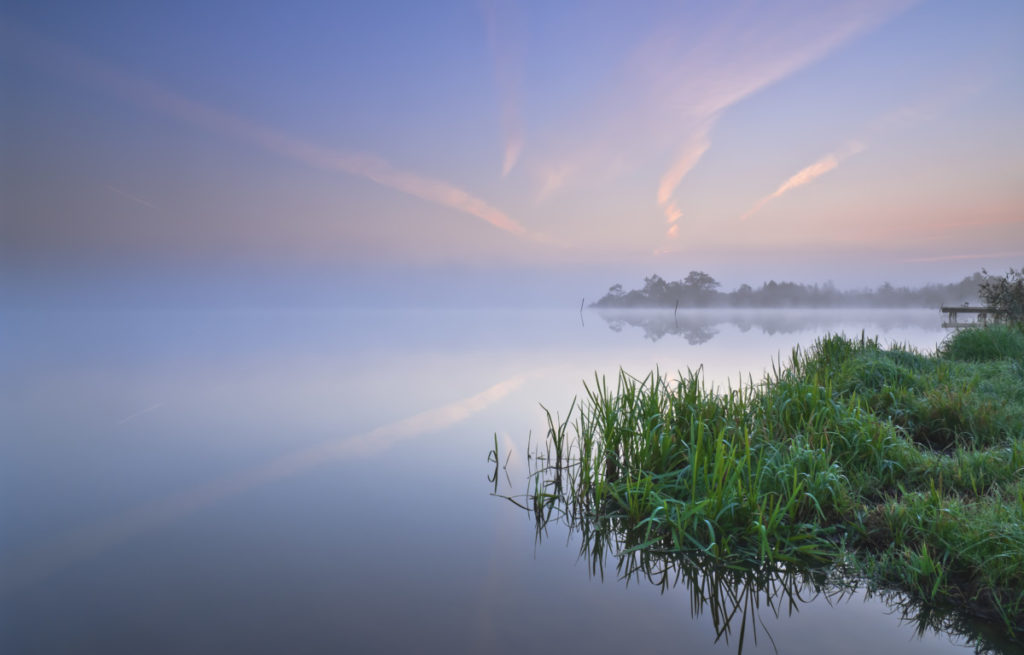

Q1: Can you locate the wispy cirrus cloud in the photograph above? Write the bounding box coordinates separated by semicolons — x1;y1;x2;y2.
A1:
742;141;866;221
558;2;915;242
903;250;1024;264
517;1;916;245
3;21;528;238
483;0;526;177
537;162;575;200
664;201;683;225
647;0;910;239
657;125;711;229
663;200;684;239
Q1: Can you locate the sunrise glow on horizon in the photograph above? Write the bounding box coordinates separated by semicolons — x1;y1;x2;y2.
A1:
2;1;1022;293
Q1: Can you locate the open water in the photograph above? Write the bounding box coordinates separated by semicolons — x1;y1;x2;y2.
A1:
3;305;1000;653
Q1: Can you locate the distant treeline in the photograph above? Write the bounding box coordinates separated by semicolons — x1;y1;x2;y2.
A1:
592;271;985;309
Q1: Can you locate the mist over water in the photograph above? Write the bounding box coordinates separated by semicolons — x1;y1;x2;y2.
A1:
2;285;984;653
0;265;612;311
4;0;1023;650
595;307;941;344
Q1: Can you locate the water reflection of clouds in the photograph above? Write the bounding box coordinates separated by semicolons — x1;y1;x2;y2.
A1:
597;309;944;345
2;374;528;593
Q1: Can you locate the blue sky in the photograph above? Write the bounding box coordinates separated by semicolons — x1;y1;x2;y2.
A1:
2;1;1022;297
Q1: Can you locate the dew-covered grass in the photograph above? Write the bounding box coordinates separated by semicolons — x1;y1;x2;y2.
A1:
511;324;1024;640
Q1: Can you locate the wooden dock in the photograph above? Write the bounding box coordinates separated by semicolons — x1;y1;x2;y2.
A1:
941;305;1005;329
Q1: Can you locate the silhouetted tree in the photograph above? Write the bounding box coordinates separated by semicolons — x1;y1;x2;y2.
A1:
979;267;1024;322
642;274;669;302
684;271;720;295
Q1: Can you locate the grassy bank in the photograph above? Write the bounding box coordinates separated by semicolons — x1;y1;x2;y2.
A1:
522;324;1024;639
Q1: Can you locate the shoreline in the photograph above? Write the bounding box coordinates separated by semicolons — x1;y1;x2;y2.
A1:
510;324;1024;647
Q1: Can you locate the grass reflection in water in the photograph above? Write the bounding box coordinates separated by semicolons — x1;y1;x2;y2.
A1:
492;325;1024;653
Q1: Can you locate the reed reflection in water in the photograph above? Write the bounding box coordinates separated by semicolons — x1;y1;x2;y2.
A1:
490;425;1017;655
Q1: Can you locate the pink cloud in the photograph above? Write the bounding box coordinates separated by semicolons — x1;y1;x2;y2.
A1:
742;142;866;220
483;0;526;176
7;22;528;238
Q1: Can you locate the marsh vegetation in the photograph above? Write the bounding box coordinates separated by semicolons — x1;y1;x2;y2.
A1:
496;324;1024;650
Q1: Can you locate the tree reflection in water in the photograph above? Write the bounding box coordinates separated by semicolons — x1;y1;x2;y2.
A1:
596;309;940;344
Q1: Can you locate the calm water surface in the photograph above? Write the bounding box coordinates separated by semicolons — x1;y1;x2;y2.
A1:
2;306;995;653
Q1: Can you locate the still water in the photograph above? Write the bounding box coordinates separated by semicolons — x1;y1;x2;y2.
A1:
0;306;997;653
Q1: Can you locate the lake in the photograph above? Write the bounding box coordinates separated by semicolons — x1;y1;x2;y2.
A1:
1;306;1000;653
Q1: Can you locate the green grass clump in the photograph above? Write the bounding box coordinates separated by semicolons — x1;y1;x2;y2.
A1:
939;323;1024;362
514;325;1024;641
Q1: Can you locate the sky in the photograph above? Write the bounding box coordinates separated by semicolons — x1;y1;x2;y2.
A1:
1;0;1023;303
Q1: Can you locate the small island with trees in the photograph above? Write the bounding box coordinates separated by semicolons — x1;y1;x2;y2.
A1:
593;271;987;309
500;267;1024;650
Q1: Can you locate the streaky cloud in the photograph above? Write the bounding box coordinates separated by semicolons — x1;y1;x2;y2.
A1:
483;0;526;177
657;129;710;206
3;21;528;238
742;141;866;221
656;125;709;240
648;1;913;239
664;201;683;224
657;125;711;210
537;162;575;199
502;136;523;177
904;250;1024;263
